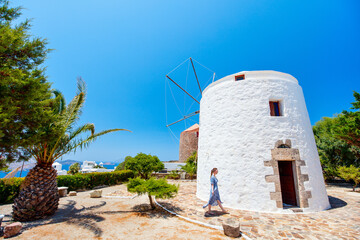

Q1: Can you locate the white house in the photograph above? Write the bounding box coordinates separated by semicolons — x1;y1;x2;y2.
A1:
52;162;67;176
80;161;114;173
196;70;330;213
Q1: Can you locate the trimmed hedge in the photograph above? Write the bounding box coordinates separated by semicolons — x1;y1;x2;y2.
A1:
0;170;134;204
57;170;134;191
0;177;24;204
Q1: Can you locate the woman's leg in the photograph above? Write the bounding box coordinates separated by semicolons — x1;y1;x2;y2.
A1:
208;204;212;213
217;200;228;213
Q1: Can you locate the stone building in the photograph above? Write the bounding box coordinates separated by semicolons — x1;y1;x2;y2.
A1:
196;71;330;213
179;124;199;163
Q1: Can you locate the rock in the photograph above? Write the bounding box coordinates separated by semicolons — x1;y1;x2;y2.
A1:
180;172;186;180
222;218;241;238
69;191;77;196
58;187;68;197
0;214;4;227
90;190;102;198
4;222;22;238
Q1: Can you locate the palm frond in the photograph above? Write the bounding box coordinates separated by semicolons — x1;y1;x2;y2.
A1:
52;89;66;114
57;128;131;159
47;80;86;159
26;78;131;164
69;123;95;140
61;91;85;129
76;77;87;95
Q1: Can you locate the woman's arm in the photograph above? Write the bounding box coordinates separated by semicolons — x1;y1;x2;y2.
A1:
211;184;214;194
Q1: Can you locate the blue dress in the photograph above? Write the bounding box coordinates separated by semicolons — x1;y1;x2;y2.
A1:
203;175;223;208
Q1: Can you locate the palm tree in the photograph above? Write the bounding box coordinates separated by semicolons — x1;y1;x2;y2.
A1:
12;78;129;221
181;151;197;180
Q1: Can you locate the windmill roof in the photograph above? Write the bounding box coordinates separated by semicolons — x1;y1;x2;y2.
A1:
202;70;298;95
184;123;199;132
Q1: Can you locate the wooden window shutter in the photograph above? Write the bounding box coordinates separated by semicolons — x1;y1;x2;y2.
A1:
269;102;275;116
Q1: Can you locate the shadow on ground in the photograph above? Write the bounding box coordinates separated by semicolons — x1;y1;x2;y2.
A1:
204;210;229;218
156;201;184;213
22;200;106;237
328;195;347;209
16;199;176;238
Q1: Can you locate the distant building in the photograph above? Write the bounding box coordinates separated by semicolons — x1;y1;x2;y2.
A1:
179;124;199;163
162;161;186;173
52;162;67;176
80;161;114;173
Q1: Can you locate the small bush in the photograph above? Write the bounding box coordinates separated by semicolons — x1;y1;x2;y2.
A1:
167;170;180;180
181;151;197;180
338;165;360;191
0;177;25;204
0;170;134;204
127;177;178;209
322;166;339;181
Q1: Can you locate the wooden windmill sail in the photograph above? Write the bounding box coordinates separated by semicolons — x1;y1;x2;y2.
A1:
165;58;215;162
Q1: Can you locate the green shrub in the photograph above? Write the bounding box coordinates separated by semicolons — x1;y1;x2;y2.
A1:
128;177;178;209
0;177;25;204
115;156;132;171
68;163;81;175
338;165;360;191
57;174;90;191
57;170;134;191
0;170;133;204
322;166;339;181
181;151;197;180
167;170;180;179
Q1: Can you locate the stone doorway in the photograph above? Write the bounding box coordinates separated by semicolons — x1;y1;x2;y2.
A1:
264;139;312;210
278;161;297;206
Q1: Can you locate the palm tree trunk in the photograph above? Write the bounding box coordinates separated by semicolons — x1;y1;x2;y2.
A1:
12;164;59;221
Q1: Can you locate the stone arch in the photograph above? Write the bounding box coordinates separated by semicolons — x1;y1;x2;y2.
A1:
264;139;312;210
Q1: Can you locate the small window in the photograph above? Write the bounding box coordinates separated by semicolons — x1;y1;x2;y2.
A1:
269;101;282;116
235;74;245;81
278;144;290;148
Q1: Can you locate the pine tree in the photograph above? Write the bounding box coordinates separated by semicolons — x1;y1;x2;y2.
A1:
0;0;55;169
126;153;178;209
335;91;360;149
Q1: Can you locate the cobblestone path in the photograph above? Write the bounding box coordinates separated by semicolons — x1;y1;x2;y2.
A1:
159;181;360;240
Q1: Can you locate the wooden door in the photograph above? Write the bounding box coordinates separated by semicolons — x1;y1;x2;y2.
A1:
278;161;297;206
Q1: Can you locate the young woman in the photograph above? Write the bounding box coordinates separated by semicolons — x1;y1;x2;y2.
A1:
203;168;228;214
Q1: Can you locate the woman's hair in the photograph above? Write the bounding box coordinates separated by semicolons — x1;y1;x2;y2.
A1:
210;168;217;178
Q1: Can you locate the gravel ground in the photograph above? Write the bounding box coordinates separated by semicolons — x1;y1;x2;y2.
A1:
0;184;235;240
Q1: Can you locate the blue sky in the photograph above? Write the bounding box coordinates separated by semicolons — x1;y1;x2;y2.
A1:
12;0;360;163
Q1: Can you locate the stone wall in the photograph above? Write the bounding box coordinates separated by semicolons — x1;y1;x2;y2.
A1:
179;129;199;163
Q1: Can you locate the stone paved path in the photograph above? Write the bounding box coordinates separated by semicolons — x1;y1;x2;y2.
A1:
159;181;360;240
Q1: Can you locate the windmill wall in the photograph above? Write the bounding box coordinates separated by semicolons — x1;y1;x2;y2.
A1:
179;124;199;163
196;71;330;213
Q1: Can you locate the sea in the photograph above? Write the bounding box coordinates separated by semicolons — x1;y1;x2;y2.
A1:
0;163;118;179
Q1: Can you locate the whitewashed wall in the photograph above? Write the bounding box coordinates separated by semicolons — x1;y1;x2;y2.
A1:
196;71;330;213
